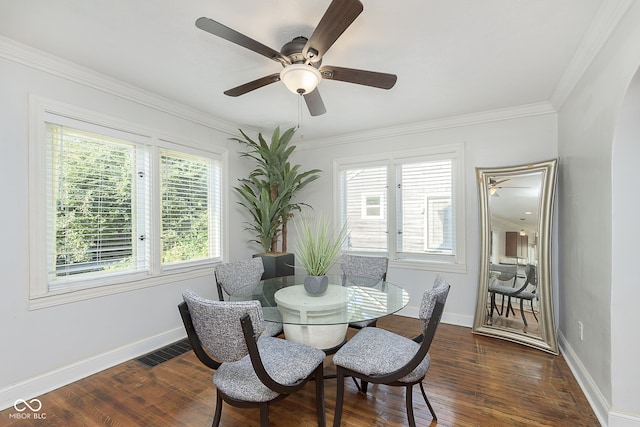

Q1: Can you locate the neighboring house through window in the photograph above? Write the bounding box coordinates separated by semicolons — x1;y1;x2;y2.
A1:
335;144;465;272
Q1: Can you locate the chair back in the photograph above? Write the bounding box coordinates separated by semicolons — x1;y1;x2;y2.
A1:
418;275;451;329
489;263;517;284
214;258;264;300
178;301;221;370
507;263;537;297
182;290;264;362
340;255;388;286
525;263;537;287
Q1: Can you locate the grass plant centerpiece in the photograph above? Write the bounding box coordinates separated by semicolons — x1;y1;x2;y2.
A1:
293;214;348;295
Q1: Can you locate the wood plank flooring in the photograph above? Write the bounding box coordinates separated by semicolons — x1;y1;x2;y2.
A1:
0;316;599;426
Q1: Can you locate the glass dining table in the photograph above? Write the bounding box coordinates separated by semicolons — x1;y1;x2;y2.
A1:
228;274;410;351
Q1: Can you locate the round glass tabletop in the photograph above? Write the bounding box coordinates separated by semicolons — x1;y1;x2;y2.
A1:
228;274;409;326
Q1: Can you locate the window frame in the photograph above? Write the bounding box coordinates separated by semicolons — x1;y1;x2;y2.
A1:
334;144;466;273
28;96;226;309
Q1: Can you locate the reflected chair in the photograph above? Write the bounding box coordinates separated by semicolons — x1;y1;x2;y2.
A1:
488;263;517;317
339;254;389;329
332;275;450;427
179;290;326;427
506;264;538;327
215;258;283;337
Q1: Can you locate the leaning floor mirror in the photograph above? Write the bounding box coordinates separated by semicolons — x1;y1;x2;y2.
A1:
472;159;558;354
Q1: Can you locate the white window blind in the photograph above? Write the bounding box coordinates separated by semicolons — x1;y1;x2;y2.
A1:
397;159;453;256
340;166;388;251
160;150;221;264
46;123;149;289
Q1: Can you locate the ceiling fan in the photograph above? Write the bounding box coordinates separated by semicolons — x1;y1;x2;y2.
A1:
195;0;397;116
489;178;529;196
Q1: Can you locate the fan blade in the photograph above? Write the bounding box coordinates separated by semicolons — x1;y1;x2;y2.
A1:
303;89;327;116
319;66;397;89
302;0;363;62
224;73;281;97
492;178;510;185
196;17;289;65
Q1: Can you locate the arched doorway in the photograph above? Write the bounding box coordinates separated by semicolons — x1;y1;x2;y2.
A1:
610;66;640;418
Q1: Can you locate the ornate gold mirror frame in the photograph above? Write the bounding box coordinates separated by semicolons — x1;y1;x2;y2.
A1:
472;159;558;354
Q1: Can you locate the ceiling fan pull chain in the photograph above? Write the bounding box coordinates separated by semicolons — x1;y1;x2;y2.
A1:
297;93;305;139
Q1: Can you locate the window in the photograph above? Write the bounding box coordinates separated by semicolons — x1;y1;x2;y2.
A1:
47;124;149;289
29;98;223;307
336;144;465;272
160;150;221;264
341;166;388;252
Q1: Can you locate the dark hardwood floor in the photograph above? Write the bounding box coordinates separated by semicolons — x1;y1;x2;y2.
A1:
0;316;599;426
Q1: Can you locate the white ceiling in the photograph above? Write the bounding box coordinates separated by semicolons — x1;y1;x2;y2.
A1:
0;0;605;140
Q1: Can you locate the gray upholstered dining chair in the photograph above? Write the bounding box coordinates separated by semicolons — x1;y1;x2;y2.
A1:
488;263;518;317
503;263;538;327
332;275;450;427
214;257;264;300
339;254;389;329
179;290;327;427
214;258;283;337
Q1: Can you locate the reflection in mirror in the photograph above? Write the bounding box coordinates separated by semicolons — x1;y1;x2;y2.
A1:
473;159;558;354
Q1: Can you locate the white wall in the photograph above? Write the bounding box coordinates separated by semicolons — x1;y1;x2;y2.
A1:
557;2;640;425
0;54;251;409
293;111;558;326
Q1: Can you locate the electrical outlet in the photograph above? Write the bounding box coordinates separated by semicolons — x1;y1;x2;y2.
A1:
578;321;584;341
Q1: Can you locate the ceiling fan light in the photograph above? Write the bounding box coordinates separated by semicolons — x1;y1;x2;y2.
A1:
280;64;321;95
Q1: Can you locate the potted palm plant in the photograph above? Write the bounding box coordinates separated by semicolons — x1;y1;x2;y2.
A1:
232;127;321;278
293;213;349;295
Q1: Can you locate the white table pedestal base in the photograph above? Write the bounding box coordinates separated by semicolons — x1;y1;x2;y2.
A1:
275;284;350;350
282;324;348;350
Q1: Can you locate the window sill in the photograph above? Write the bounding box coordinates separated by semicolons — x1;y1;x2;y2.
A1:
28;263;214;310
389;259;467;274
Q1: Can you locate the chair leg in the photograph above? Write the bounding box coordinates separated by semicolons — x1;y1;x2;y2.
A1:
315;365;326;427
405;385;417;427
520;298;528;327
506;296;516;317
489;292;496;317
333;369;346;427
212;391;223;427
419;382;437;421
259;404;269;427
490;292;505;317
530;299;538;322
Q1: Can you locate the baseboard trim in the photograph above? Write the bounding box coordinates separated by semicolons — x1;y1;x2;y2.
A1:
0;327;186;411
558;331;610;426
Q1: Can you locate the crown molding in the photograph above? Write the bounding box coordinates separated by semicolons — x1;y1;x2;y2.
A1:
550;0;634;110
297;101;556;149
0;36;241;136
